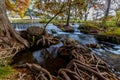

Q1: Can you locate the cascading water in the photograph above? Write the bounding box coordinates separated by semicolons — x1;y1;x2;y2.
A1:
12;23;97;46
33;42;63;64
12;23;120;76
12;23;120;55
12;23;44;31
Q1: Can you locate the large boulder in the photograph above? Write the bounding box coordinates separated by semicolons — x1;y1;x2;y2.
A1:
63;25;74;32
27;26;45;36
26;26;45;46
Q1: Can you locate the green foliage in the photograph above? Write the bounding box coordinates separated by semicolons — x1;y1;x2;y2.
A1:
6;0;30;18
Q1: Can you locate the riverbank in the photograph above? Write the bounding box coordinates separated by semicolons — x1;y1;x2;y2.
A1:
79;21;120;44
9;18;82;24
1;23;120;79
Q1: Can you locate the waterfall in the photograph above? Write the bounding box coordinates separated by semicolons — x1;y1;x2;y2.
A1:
12;23;44;31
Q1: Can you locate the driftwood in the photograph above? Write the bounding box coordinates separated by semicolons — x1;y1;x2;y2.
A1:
15;38;119;80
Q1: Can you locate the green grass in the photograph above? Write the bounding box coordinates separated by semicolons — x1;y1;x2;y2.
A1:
10;18;41;23
101;27;120;36
105;21;117;27
0;66;14;79
79;21;120;36
9;18;82;23
79;21;99;31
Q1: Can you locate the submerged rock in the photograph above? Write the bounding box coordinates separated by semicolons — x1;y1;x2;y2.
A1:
63;25;74;32
86;44;98;48
54;24;74;32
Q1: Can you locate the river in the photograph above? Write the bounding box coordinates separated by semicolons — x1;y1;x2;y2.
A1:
12;23;120;76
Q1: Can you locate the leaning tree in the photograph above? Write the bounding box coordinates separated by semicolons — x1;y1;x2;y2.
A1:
34;0;86;27
0;0;30;49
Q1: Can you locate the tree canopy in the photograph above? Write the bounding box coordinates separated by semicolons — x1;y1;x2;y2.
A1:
5;0;30;18
5;0;120;21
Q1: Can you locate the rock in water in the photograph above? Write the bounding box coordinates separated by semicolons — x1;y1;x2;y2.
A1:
27;26;44;36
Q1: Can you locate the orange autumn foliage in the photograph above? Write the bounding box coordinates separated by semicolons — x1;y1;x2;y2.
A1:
5;0;30;18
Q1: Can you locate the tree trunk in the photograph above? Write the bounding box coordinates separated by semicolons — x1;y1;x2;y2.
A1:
102;0;111;24
66;0;71;26
0;0;29;48
84;13;88;21
44;4;65;28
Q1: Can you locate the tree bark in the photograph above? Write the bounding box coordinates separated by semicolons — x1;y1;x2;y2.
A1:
44;4;65;28
102;0;111;24
66;0;71;26
84;13;88;21
0;0;29;48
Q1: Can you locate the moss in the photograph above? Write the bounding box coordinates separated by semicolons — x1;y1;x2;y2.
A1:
0;52;15;79
101;27;120;36
0;66;14;79
79;21;99;34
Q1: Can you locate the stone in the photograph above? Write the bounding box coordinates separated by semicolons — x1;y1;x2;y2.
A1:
54;24;74;32
19;30;28;39
27;26;44;36
86;44;98;48
63;25;74;32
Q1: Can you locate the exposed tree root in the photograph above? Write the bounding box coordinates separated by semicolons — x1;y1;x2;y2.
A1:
15;63;53;80
0;42;21;66
37;34;61;48
57;38;119;80
14;38;119;80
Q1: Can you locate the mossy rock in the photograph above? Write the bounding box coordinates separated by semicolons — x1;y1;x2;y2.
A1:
63;25;74;32
54;24;74;32
95;34;120;44
27;26;44;36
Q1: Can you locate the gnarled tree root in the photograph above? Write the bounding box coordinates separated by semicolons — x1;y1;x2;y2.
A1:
14;39;119;80
58;59;118;80
37;34;61;48
15;63;53;80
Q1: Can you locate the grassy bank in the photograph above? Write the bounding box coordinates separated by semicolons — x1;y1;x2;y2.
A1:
9;18;82;23
79;21;120;44
100;27;120;36
79;21;120;34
